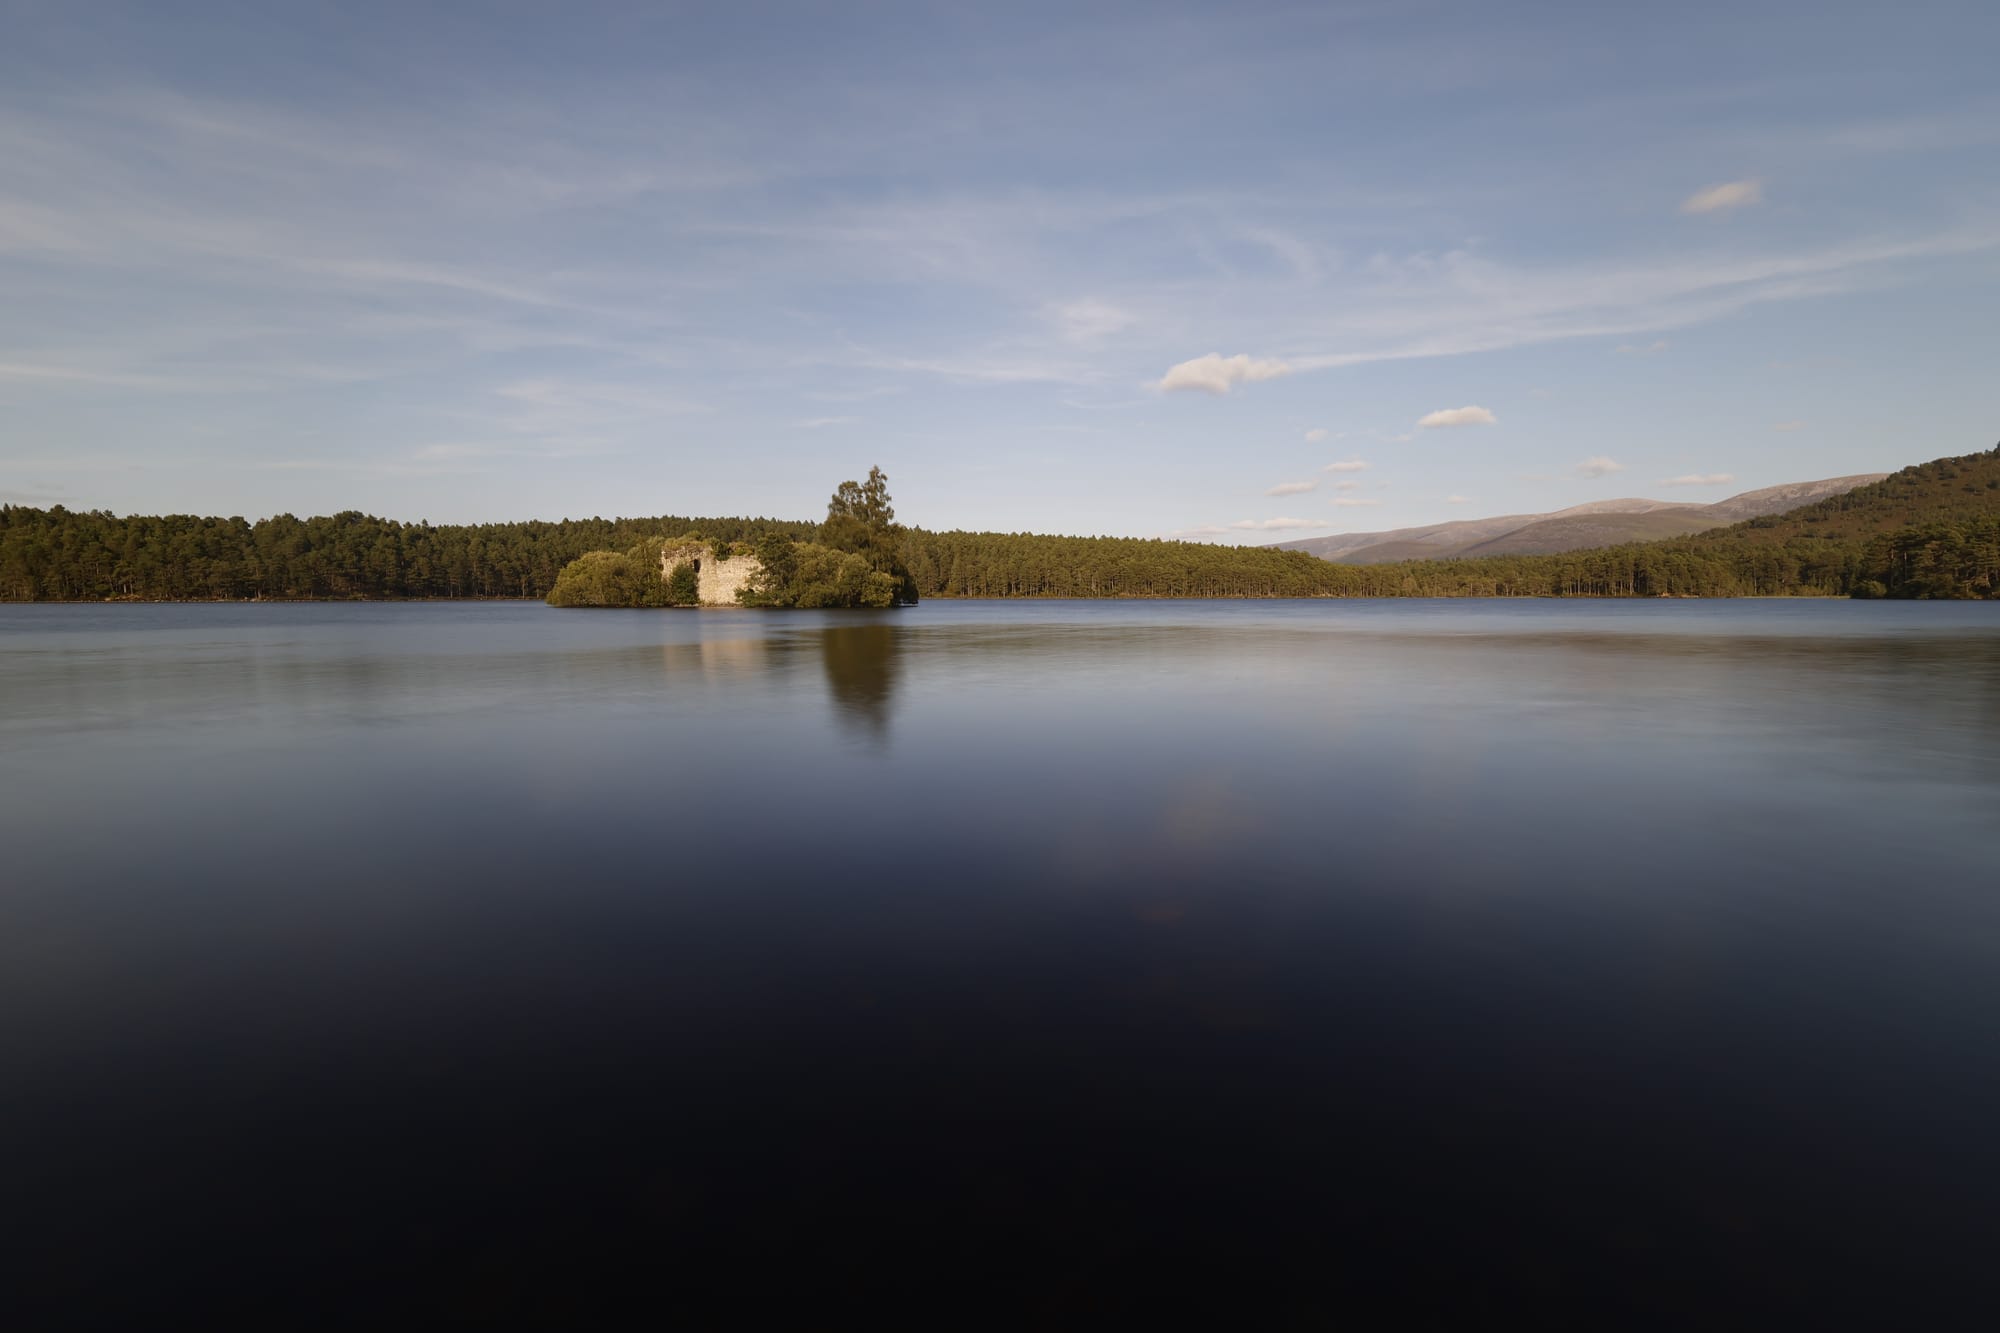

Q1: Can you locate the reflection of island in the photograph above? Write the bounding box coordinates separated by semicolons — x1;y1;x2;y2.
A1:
819;624;900;741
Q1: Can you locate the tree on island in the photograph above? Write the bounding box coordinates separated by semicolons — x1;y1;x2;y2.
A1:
738;467;917;608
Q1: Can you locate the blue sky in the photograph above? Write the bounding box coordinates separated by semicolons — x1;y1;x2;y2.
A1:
2;1;1996;538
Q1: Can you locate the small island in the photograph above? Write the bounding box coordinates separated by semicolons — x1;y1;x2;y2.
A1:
546;467;920;609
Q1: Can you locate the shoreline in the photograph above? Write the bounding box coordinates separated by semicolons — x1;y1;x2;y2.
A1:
0;592;1920;607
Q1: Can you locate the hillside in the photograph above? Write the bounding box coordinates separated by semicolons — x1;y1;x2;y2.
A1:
1695;454;2000;548
1345;446;2000;599
1278;474;1887;563
1279;510;1548;562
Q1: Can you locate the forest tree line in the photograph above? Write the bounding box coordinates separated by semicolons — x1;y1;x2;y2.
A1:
6;448;1997;603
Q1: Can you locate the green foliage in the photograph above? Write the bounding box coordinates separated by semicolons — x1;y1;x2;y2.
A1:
546;549;656;606
546;539;677;607
1854;517;2000;599
749;531;798;598
664;560;699;606
545;551;639;607
898;530;1362;598
737;540;898;608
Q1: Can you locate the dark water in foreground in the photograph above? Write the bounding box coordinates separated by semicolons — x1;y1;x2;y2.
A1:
4;600;1998;1318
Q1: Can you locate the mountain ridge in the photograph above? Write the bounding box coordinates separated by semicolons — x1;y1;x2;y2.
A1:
1276;474;1889;563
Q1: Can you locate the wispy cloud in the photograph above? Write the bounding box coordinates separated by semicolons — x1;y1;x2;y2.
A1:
1323;458;1369;473
1418;405;1496;429
1681;180;1763;215
1265;479;1318;496
1273;229;2000;384
1331;496;1383;507
848;346;1100;386
1228;516;1323;531
1242;226;1324;283
1304;427;1333;442
1446;494;1472;504
1771;420;1806;432
493;377;707;420
1332;479;1364;491
1826;109;2000;154
0;360;225;392
1051;299;1137;344
1575;456;1626;478
253;454;480;478
1156;352;1292;394
1659;472;1736;487
0;486;73;504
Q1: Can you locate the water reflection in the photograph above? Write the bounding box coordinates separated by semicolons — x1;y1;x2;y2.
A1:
659;634;769;682
817;622;901;741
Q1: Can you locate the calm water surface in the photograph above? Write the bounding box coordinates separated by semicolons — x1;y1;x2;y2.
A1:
4;600;1998;1317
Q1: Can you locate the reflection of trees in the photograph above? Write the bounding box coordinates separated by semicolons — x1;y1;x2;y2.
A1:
819;623;900;742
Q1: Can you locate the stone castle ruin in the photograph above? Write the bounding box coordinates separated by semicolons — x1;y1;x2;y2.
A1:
660;541;763;607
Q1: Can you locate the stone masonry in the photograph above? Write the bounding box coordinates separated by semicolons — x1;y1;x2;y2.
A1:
659;542;763;607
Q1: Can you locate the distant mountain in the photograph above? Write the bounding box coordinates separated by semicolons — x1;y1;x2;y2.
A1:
1457;508;1725;557
1276;474;1889;563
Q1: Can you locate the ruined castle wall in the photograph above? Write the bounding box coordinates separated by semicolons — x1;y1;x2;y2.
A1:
659;543;764;607
698;551;760;607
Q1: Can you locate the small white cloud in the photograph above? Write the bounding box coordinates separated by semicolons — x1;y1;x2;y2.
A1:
795;416;858;429
1304;427;1331;442
410;443;491;461
1156;352;1293;395
1771;420;1805;432
1680;179;1763;215
1417;405;1496;429
1615;340;1670;355
1332;479;1364;491
1227;516;1324;531
1331;496;1383;507
1266;479;1319;496
1446;494;1472;504
1659;472;1737;487
1575;456;1626;478
1168;524;1231;538
1053;299;1137;344
1323;458;1369;473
